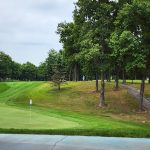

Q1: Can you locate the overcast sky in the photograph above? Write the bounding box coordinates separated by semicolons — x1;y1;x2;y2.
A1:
0;0;77;66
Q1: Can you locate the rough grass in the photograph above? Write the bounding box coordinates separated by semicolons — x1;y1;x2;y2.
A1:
0;81;150;137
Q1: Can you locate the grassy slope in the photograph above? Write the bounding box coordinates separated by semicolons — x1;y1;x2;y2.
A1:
0;81;150;137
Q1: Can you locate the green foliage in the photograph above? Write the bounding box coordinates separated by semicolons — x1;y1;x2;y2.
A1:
46;49;58;80
0;51;13;80
109;30;145;72
52;70;65;90
11;61;22;80
37;62;47;81
114;1;150;77
21;62;37;81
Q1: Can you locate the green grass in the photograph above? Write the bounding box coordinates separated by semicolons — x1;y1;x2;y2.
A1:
0;104;80;129
0;81;150;137
0;83;10;93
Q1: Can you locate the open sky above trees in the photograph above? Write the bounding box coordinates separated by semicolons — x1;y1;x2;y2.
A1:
0;0;77;66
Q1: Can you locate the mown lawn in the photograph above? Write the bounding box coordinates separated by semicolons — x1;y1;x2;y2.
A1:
0;81;150;137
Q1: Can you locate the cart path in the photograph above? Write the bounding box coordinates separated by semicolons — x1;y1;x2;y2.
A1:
0;134;150;150
121;84;150;112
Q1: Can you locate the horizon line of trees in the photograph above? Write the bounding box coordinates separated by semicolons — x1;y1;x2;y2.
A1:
0;50;68;81
1;49;149;82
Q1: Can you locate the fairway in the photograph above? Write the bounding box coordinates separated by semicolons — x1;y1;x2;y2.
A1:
0;81;150;137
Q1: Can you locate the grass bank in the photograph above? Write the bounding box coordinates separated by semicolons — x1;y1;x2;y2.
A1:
0;81;150;137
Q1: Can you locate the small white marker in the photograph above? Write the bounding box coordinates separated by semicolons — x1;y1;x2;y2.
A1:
30;99;32;105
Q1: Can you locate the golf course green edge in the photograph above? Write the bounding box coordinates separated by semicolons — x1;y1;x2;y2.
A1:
1;128;150;138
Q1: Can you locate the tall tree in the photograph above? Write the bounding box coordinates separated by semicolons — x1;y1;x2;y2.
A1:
37;62;47;81
11;61;21;80
45;49;59;80
57;22;81;81
75;0;115;106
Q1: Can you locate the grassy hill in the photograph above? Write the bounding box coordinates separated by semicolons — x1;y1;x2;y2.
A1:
0;81;150;137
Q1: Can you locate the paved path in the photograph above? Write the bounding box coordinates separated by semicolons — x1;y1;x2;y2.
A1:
121;84;150;112
0;134;150;150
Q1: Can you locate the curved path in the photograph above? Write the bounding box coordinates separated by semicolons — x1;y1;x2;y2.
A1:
0;134;150;150
121;84;150;112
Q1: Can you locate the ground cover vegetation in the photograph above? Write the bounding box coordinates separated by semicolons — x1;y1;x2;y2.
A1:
0;81;150;137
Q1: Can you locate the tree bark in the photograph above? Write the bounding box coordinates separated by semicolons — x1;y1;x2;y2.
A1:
115;69;119;90
69;69;72;81
122;69;126;84
99;71;105;107
139;78;145;111
74;64;77;81
73;63;80;81
106;70;111;82
96;73;98;92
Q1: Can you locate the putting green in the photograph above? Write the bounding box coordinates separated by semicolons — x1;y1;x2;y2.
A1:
0;104;80;129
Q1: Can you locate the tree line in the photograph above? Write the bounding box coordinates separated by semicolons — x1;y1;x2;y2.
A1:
0;50;67;81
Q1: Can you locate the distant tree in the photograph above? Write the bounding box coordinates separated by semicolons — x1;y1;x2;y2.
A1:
11;61;21;80
51;51;67;90
51;69;65;91
21;62;37;81
0;51;13;80
45;49;58;80
37;62;47;81
57;22;81;81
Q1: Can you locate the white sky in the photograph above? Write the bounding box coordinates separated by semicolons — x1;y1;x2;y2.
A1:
0;0;77;66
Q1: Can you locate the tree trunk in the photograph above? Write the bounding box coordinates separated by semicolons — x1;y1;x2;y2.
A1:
106;70;111;82
96;73;98;92
148;74;150;84
131;71;134;84
73;63;80;81
69;69;72;81
122;69;126;84
74;64;77;81
134;73;137;80
76;64;80;81
115;70;119;90
139;78;145;111
99;71;105;107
